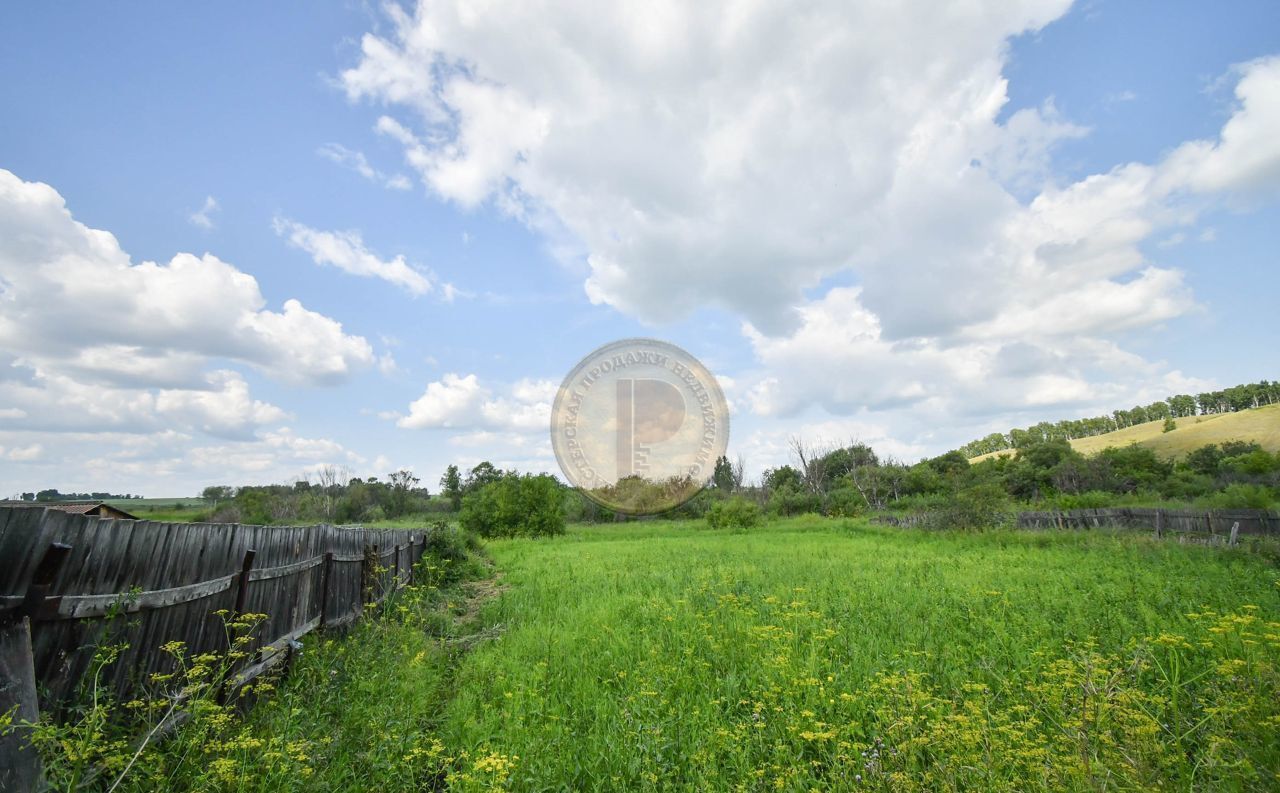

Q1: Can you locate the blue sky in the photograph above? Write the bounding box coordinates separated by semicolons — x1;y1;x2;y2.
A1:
1;0;1277;496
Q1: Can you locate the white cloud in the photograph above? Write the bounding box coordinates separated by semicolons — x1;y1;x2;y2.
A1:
339;7;1280;445
273;217;442;296
399;373;486;428
4;443;42;461
1162;57;1280;195
0;165;381;491
377;352;398;376
317;142;413;190
742;284;1210;430
188;195;219;229
0;170;375;389
398;373;555;433
0;365;288;439
342;0;1078;333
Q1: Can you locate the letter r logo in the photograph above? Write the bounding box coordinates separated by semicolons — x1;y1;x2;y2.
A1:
616;378;685;476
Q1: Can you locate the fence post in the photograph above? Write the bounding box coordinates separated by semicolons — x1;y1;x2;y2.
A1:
318;552;334;629
219;549;256;705
406;538;415;585
1;541;71;792
0;618;43;793
233;549;257;617
364;545;378;607
1154;509;1164;539
1229;521;1240;548
393;544;401;591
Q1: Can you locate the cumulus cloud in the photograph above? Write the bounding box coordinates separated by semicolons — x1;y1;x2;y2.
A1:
273;217;445;296
317;142;413;190
398;373;555;432
339;4;1280;437
0;167;382;490
0;170;375;389
0;426;366;494
340;0;1078;333
743;285;1211;428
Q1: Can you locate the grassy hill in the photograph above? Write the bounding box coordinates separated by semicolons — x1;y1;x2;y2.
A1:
970;402;1280;463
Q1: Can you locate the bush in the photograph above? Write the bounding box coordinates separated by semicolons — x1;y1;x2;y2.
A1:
459;474;566;537
706;497;763;530
1199;484;1277;510
825;486;866;517
765;486;821;517
418;521;484;583
1048;490;1115;510
928;484;1010;531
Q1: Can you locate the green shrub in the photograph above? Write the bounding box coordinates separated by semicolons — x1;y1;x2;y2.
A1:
1200;483;1276;510
928;483;1010;531
825;486;866;517
459;474;566;537
1049;490;1115;510
765;486;821;517
706;497;763;530
418;521;484;583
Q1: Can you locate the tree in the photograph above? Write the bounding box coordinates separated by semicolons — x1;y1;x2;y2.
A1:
789;436;831;494
820;443;878;480
386;469;421;518
201;485;233;510
464;461;503;493
711;455;744;492
312;465;349;522
440;464;463;510
762;465;803;493
459;473;565;537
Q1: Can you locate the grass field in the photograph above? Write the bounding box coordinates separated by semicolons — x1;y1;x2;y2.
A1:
103;497;205;508
127;517;1280;792
970;402;1280;463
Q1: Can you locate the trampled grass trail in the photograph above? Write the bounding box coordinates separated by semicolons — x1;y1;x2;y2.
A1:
437;518;1280;791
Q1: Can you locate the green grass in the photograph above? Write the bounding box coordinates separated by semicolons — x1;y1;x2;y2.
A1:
970;402;1280;463
104;497;205;508
79;518;1280;791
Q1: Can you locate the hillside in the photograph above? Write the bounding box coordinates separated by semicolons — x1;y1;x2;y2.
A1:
969;402;1280;463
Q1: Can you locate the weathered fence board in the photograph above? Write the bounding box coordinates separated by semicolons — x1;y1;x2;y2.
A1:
1014;507;1280;536
874;507;1280;539
0;507;435;727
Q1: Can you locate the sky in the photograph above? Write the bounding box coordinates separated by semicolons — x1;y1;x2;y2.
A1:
1;0;1278;497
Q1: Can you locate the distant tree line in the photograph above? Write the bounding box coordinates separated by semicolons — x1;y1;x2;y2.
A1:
14;489;142;502
193;461;567;536
958;379;1280;458
703;433;1280;529
197;467;439;525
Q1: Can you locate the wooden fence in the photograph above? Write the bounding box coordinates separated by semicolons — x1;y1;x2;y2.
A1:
0;506;436;791
874;507;1280;541
1015;507;1279;538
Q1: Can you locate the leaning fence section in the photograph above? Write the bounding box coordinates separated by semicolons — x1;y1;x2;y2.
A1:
874;506;1280;541
1014;507;1279;538
0;506;436;790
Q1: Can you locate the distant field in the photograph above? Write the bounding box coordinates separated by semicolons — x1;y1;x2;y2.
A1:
104;497;204;508
970;402;1280;463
